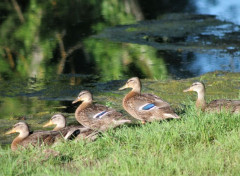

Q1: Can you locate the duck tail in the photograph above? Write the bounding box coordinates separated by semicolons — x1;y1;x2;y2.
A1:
163;113;180;119
114;119;132;125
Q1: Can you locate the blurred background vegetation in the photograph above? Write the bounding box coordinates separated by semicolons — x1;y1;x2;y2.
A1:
0;0;196;82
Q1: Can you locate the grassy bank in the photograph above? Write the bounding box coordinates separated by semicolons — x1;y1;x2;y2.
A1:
1;104;240;175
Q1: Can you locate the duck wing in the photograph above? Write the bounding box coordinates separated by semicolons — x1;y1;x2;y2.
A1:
19;131;60;147
82;104;130;131
84;104;123;120
127;93;179;121
207;99;240;113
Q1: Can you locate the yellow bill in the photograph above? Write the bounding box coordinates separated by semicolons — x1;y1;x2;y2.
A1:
43;120;53;127
72;98;80;104
119;84;128;90
5;129;16;135
183;87;193;92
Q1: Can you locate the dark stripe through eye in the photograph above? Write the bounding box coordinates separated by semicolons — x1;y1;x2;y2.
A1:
127;80;133;83
192;83;199;86
79;92;86;97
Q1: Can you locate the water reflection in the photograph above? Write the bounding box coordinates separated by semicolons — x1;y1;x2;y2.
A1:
195;0;240;25
84;39;167;80
161;51;240;78
0;0;167;81
1;0;239;81
191;53;240;75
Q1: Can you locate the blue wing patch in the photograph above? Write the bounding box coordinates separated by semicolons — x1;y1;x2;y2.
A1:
142;103;155;110
94;111;107;119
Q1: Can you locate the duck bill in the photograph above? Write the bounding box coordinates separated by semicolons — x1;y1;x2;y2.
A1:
5;129;16;135
43;120;53;127
72;98;81;104
119;84;128;90
183;87;193;92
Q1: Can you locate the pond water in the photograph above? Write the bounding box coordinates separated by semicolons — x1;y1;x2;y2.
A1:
0;0;240;145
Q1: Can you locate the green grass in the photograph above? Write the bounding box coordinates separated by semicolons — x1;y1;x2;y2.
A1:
1;105;240;176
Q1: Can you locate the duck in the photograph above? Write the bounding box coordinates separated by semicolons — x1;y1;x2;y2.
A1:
183;81;240;113
72;90;131;131
43;114;98;141
119;77;180;123
5;122;61;151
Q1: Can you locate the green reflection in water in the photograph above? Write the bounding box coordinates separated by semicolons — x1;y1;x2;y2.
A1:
0;97;60;119
84;0;167;80
0;0;167;80
0;0;58;78
84;39;167;80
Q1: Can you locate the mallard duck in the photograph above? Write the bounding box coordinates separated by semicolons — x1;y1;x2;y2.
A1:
72;90;131;131
5;122;61;151
119;77;180;123
183;82;240;113
43;114;98;141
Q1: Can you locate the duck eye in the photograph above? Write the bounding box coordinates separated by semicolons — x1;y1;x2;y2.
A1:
14;124;20;127
79;92;86;97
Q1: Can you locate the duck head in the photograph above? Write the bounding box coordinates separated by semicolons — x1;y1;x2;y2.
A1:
43;114;66;130
72;90;93;104
5;122;29;138
183;82;205;93
119;77;141;93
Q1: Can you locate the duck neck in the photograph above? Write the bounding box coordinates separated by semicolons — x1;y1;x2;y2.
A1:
75;101;92;117
123;88;140;103
196;90;206;111
11;131;29;151
53;125;64;131
132;85;141;94
53;121;66;131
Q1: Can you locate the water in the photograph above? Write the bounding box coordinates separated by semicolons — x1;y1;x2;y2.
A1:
192;0;240;76
0;0;240;145
195;0;240;25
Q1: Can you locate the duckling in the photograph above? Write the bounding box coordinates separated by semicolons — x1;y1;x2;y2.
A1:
119;77;180;123
72;90;131;131
43;114;98;141
183;82;240;113
5;122;61;151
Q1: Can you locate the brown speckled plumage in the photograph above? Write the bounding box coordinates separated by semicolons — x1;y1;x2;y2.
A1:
184;82;240;113
6;122;61;151
73;90;131;131
119;77;180;123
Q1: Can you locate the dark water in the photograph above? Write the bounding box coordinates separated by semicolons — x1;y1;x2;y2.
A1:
0;0;240;145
